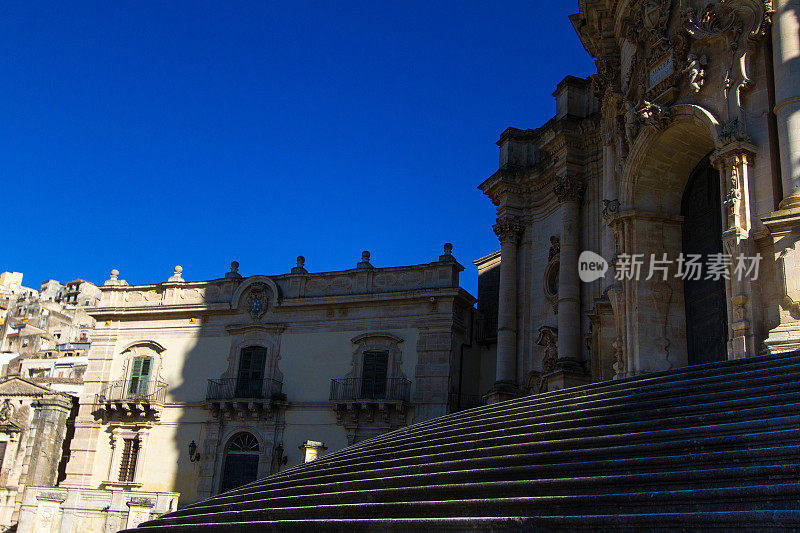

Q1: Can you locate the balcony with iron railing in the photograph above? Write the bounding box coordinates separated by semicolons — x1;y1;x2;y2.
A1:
204;377;285;418
329;377;412;427
329;377;411;403
95;379;168;421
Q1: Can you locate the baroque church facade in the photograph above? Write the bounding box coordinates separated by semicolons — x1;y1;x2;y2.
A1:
477;0;800;401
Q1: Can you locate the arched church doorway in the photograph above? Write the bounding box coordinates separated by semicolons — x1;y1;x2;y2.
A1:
681;155;728;365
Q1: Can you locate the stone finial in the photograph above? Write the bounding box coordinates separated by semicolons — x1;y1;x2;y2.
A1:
104;269;128;286
168;265;185;283
225;261;242;279
357;251;373;269
291;255;308;274
439;243;455;262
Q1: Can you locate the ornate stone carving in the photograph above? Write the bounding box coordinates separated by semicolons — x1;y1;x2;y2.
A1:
682;0;772;140
602;199;621;225
592;57;621;99
544;242;560;315
535;326;559;392
682;53;707;92
548;236;561;262
681;3;737;39
553;176;586;204
0;399;15;423
624;100;672;146
492;217;523;244
245;283;270;320
637;100;673;130
642;0;674;40
711;141;757;236
731;293;751;339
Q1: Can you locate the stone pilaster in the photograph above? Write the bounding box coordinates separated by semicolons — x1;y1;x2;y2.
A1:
24;397;73;488
773;0;800;209
762;206;800;353
711;142;758;359
413;330;454;418
485;216;523;403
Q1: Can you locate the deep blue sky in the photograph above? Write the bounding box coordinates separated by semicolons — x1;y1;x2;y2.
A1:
1;1;594;296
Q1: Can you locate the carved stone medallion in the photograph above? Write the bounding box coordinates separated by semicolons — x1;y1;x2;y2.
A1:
245;283;270;320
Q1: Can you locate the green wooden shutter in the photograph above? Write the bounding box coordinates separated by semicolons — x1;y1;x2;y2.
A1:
128;356;152;397
236;348;267;397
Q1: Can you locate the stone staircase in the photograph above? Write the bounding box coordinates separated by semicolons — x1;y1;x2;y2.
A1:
132;351;800;531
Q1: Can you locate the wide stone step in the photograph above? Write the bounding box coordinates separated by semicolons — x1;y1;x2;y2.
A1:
313;367;800;468
134;512;800;533
300;380;800;468
179;444;800;509
221;407;800;496
330;357;800;457
146;484;800;524
168;464;800;518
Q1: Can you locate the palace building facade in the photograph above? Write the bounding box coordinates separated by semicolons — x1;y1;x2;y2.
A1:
477;0;800;401
19;250;477;531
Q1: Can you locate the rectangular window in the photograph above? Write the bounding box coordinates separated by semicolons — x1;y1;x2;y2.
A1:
360;351;388;399
118;438;140;482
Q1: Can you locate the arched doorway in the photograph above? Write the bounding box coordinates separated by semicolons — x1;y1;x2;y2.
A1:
681;155;728;365
220;432;260;493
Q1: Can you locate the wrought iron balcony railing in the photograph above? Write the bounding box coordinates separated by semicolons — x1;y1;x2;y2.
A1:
206;377;283;401
329;377;411;402
97;379;168;403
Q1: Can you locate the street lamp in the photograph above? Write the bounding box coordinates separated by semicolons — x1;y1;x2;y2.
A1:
188;440;200;462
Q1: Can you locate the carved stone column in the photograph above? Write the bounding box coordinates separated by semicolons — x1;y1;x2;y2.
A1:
486;216;523;402
545;176;591;391
711;141;758;359
773;0;800;208
554;176;585;366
